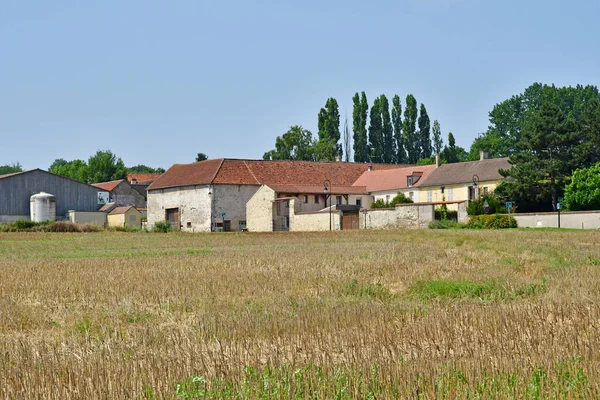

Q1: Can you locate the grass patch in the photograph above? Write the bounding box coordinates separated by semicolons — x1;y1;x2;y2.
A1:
343;279;393;302
409;279;546;301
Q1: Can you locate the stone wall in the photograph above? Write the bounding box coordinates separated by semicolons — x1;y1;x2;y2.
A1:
289;199;341;231
360;203;436;229
513;211;600;229
212;184;260;232
246;185;276;232
147;185;212;232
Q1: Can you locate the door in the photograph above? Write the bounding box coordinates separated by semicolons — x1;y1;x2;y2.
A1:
342;214;359;230
165;208;180;228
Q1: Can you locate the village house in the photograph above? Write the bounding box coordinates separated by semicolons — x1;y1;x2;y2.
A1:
417;153;511;206
147;159;401;232
107;206;142;229
93;179;147;209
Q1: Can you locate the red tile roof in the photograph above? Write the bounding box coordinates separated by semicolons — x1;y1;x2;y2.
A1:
128;173;162;184
353;164;438;192
148;159;405;190
93;179;124;192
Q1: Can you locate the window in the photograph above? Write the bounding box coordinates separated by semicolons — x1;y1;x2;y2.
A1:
356;197;362;207
238;220;247;231
284;200;289;208
483;186;489;195
409;192;414;201
448;188;454;201
186;222;192;228
303;195;308;203
129;214;137;222
223;220;231;232
386;195;391;203
427;190;432;202
440;186;445;194
315;195;320;204
407;176;414;187
336;196;343;205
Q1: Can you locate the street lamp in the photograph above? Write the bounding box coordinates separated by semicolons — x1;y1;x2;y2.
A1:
323;179;332;231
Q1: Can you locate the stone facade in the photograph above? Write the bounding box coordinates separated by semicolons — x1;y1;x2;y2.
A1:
360;203;436;229
148;184;260;232
246;185;277;232
289;199;341;231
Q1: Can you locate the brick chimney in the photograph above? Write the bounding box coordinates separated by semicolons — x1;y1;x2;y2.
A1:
480;151;489;160
435;154;440;168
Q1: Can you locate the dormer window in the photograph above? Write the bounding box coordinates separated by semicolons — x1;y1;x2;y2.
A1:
407;176;414;187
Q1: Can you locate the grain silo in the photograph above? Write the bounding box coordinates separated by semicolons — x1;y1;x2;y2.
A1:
30;192;56;222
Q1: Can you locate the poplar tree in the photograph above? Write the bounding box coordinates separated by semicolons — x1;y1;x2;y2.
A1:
317;98;341;161
352;92;369;162
368;97;383;163
392;95;405;164
418;104;432;159
380;95;394;164
432;120;443;156
403;94;419;164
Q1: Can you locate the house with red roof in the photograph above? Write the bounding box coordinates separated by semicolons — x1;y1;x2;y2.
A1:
147;158;402;232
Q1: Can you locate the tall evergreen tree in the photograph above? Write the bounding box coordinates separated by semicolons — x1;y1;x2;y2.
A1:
343;114;351;162
317;98;341;161
403;94;419;163
380;95;394;163
368;98;383;163
418;104;432;159
432;120;443;156
352;92;369;162
392;95;405;164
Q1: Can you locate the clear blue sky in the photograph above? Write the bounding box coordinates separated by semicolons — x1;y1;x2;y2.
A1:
2;0;599;170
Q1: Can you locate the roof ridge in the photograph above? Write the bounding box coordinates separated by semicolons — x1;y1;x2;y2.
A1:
243;160;261;185
210;159;226;184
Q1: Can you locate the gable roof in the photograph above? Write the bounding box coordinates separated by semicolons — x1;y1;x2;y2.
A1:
93;179;125;192
127;173;162;184
352;164;438;192
109;206;140;215
148;159;405;191
267;184;367;195
0;170;31;180
0;168;111;191
419;158;511;187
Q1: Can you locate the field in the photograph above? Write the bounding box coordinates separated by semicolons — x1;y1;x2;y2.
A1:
1;229;600;398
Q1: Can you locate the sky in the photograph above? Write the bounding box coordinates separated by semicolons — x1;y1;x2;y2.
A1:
1;0;599;170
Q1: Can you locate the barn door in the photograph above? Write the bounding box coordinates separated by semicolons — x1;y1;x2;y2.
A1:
165;208;180;228
342;214;359;230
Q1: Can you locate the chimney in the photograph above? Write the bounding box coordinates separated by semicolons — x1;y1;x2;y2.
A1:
335;156;341;162
368;165;373;172
480;151;489;161
435;154;440;168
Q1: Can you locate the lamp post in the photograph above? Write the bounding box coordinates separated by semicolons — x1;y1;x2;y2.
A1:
472;174;480;201
323;179;332;231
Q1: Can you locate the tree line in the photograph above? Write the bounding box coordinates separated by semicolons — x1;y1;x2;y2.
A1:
263;92;467;165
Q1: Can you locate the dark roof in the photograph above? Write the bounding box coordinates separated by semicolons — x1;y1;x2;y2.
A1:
148;159;405;191
99;202;117;213
419;158;511;187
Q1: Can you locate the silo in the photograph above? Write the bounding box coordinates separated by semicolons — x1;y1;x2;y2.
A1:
30;192;57;222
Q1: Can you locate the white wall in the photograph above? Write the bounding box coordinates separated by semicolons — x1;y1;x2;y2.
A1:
513;211;600;229
213;184;260;232
289;199;341;231
246;185;276;232
147;185;212;232
372;188;421;203
360;204;435;229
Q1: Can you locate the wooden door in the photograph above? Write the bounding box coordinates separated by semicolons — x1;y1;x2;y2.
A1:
165;208;180;228
342;214;359;230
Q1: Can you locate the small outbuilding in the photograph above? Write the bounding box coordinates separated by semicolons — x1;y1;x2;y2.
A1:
107;206;142;228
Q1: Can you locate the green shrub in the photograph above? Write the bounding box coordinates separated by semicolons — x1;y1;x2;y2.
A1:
153;221;171;233
390;192;413;206
12;219;38;230
48;221;81;232
428;220;467;229
434;209;457;221
371;199;391;209
467;214;517;229
467;193;502;215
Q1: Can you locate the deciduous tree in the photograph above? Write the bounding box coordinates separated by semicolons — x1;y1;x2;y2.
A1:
262;125;315;161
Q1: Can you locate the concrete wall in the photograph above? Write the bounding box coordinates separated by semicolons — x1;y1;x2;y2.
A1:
246;185;276;232
513;211;600;229
289;199;341;231
148;183;260;233
67;211;107;226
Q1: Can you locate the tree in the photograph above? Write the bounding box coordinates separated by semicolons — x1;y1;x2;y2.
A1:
343;114;351;162
0;162;23;175
49;159;89;183
432;120;443;156
392;95;405;164
442;133;468;164
317;98;341;161
87;150;128;183
500;101;578;211
403;94;419;164
368;97;383;163
564;162;600;211
380;95;394;164
128;165;165;173
262;125;315;161
352;92;369;163
195;153;208;162
418;104;432;159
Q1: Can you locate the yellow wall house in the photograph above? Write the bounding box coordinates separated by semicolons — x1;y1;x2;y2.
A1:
107;206;142;228
417;155;511;206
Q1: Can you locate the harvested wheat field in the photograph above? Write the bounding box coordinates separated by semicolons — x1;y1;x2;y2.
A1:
1;229;599;398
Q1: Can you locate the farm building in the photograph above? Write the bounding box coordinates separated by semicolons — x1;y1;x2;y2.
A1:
147;159;403;232
93;179;147;208
107;206;142;228
0;169;108;223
